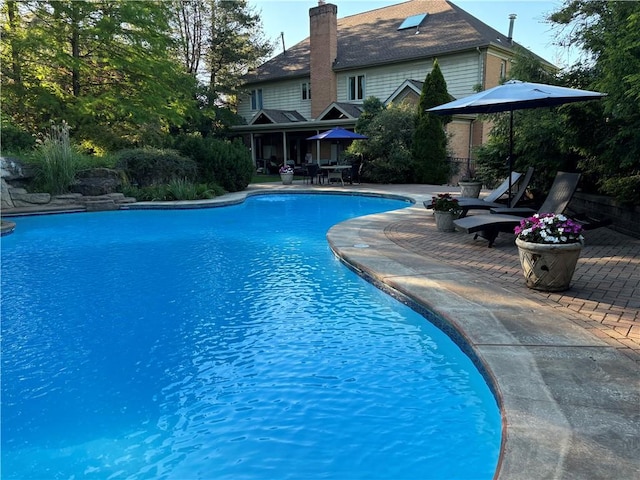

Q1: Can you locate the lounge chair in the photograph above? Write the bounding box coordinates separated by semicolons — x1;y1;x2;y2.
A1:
423;170;528;217
453;171;583;247
458;167;535;217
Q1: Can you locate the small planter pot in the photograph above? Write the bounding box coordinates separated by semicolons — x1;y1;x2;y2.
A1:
459;180;483;198
434;211;456;232
515;238;583;291
280;173;294;185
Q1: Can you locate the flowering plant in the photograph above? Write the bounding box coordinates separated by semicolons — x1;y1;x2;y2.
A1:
514;213;584;244
430;193;462;215
279;165;294;174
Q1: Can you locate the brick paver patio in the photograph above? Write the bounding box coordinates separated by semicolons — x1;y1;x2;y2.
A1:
385;211;640;362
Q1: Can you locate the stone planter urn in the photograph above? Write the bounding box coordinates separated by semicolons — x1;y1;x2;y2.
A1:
280;173;294;185
434;211;456;232
515;238;583;291
459;180;483;198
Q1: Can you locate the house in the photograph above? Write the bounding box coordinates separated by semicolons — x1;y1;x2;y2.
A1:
233;0;553;171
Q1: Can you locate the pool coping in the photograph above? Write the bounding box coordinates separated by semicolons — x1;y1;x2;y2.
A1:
3;183;638;479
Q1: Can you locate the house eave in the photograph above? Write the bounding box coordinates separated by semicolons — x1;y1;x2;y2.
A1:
231;118;356;134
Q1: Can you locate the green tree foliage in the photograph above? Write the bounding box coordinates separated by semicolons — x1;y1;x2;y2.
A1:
349;102;416;183
171;0;272;114
1;1;273;149
353;96;385;136
550;0;640;204
412;60;452;184
1;1;198;151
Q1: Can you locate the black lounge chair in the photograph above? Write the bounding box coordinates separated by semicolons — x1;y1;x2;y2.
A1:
457;167;535;217
423;170;529;217
453;171;584;247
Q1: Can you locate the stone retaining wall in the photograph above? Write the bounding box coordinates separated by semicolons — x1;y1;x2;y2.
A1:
569;192;640;239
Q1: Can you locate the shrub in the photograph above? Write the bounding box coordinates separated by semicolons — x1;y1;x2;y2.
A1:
0;115;35;153
600;175;640;207
115;147;197;187
349;102;416;184
30;121;83;195
173;135;253;192
166;178;215;200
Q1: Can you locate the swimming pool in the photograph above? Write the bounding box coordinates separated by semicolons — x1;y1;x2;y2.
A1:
1;193;501;479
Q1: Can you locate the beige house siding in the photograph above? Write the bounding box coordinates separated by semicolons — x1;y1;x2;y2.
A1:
237;49;501;125
334;51;481;106
237;78;312;122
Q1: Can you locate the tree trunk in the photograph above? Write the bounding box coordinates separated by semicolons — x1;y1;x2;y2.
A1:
6;1;22;87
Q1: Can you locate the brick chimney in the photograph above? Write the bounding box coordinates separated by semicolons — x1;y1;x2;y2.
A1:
309;2;337;119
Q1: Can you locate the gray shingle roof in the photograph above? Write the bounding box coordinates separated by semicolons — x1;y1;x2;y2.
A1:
249;109;307;124
245;0;526;84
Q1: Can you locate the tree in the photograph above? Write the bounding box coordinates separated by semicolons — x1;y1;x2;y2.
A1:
349;102;416;183
354;96;385;135
412;60;452;184
1;1;196;150
168;0;272;136
549;0;640;204
171;0;272;102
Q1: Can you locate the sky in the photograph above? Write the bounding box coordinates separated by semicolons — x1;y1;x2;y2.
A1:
250;0;582;69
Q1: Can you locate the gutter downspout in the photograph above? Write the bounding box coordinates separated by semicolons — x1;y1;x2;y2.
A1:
476;47;484;89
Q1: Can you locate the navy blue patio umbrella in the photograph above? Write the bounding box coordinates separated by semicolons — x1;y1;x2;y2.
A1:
427;80;606;199
306;127;368;140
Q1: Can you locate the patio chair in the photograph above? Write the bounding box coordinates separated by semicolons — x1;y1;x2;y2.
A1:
342;162;362;185
423;170;528;217
303;163;321;184
453;171;583;247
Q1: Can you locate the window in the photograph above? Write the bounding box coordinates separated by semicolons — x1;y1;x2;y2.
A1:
348;75;365;101
251;89;263;110
398;13;427;30
302;82;311;100
500;60;507;80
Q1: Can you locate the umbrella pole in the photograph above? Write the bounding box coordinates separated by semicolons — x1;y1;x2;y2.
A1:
508;110;514;202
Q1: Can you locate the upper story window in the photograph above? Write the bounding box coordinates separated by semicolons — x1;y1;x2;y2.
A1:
500;60;507;80
348;75;365;101
301;82;311;100
251;89;263;110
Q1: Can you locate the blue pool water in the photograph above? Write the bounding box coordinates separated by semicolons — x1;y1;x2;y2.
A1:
1;193;501;479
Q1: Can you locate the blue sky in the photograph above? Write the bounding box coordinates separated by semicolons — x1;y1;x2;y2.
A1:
250;0;581;69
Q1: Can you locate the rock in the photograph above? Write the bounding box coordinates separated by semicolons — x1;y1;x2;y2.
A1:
50;193;83;205
1;178;15;209
9;189;51;206
71;168;123;196
1;156;35;182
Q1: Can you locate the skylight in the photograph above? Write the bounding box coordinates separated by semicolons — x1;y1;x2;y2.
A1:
398;13;427;30
283;112;299;122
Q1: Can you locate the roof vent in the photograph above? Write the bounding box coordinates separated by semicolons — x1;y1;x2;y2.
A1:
398;13;427;31
507;13;517;42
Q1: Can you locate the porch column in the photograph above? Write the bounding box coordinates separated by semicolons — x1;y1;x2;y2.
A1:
282;131;288;162
250;133;256;165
